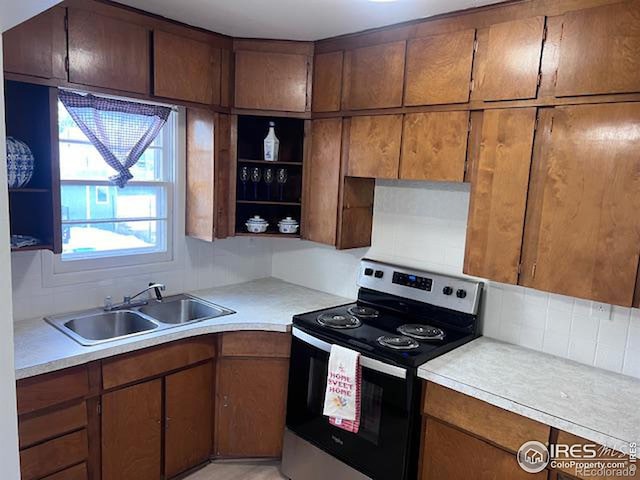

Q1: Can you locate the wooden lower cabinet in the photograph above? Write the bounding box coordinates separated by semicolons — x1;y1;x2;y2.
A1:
421;418;547;480
165;363;214;478
42;463;88;480
102;379;163;480
215;357;289;457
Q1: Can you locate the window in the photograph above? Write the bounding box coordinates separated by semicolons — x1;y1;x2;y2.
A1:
58;98;176;263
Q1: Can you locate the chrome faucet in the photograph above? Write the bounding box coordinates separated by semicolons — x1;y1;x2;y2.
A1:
104;282;166;311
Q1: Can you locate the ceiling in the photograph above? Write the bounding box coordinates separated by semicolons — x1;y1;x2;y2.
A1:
116;0;503;41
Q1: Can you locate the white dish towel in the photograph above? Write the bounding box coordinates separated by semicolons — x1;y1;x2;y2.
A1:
323;344;361;422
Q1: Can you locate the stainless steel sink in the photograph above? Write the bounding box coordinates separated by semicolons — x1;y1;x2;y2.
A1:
138;296;232;324
48;310;159;346
46;294;235;346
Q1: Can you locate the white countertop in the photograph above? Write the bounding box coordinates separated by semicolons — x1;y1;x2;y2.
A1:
418;337;640;454
13;278;352;380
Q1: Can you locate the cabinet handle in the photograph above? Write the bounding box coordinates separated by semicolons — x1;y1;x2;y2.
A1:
223;395;229;408
165;416;171;430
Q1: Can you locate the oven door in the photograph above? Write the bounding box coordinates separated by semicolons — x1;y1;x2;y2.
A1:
286;327;415;480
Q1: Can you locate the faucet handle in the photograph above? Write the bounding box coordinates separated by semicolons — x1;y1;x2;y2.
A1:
104;296;113;310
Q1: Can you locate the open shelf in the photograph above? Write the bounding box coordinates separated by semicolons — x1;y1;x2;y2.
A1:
235;232;300;239
11;244;54;252
9;188;51;193
238;159;302;166
237;200;301;206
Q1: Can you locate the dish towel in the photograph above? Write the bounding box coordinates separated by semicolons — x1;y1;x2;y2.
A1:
323;344;361;433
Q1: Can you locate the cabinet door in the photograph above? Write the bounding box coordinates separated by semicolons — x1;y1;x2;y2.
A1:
2;7;66;79
555;1;640;97
186;108;215;242
102;380;162;480
400;111;470;182
216;358;288;457
234;50;309;112
421;418;547;480
165;363;213;478
342;42;405;110
463;108;537;285
305;118;343;245
312;51;344;112
346;115;403;179
520;103;640;306
472;17;545;101
404;30;475;106
68;8;150;94
154;30;221;105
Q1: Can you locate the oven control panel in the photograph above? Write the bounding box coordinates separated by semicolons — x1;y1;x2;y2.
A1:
357;259;483;315
392;272;432;291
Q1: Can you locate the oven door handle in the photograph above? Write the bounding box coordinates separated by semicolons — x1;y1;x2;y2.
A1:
292;327;407;379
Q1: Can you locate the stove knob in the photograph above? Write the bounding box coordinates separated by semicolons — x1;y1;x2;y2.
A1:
374;270;384;279
456;289;467;299
442;286;453;296
364;268;374;276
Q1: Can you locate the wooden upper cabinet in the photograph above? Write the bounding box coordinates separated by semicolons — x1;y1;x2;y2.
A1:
2;7;66;80
67;8;150;94
472;17;545;101
464;108;537;285
400;111;470;182
520;103;640;306
154;30;221;105
346;115;403;179
305;118;343;245
312;51;344;112
404;30;476;106
555;1;640;97
342;41;406;110
186;109;215;242
234;50;309;112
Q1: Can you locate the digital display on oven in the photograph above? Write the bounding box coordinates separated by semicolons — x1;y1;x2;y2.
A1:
392;272;432;291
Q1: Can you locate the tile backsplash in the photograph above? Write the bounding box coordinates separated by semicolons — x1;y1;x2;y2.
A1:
271;180;640;379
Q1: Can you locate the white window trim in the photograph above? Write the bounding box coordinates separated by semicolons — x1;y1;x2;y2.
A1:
42;107;187;287
94;185;110;205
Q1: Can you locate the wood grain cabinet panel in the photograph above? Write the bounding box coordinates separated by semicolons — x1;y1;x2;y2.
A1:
473;17;545;101
347;115;403;179
102;380;162;480
2;6;66;79
216;358;288;457
312;51;344;112
420;418;547;480
42;463;88;480
305;118;343;245
165;363;213;478
463;108;537;285
67;8;150;94
220;331;291;358
555;1;640;97
520;103;640;306
423;383;550;453
154;30;221;105
400;111;470;182
21;430;88;480
16;366;89;416
234;50;309;112
186;108;215;241
336;176;375;250
342;41;406;110
404;30;476;106
19;401;87;449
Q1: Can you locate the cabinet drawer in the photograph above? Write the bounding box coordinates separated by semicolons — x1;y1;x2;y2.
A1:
423;382;550;452
17;366;89;415
19;401;87;449
102;336;216;389
220;332;291;358
20;430;88;480
554;431;639;479
43;463;88;480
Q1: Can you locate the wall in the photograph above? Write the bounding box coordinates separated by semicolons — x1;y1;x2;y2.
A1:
0;0;60;31
0;35;23;480
272;180;640;380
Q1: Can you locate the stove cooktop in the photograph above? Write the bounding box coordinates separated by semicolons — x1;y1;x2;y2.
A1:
292;302;478;369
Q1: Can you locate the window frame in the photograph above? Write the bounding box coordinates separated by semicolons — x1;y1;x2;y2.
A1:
53;97;178;274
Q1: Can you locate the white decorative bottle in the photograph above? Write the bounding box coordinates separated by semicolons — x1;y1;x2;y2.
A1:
263;121;280;162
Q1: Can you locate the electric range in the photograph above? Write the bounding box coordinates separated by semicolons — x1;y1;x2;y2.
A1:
282;259;483;480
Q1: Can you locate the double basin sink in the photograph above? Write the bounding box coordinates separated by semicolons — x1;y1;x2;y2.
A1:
46;294;235;346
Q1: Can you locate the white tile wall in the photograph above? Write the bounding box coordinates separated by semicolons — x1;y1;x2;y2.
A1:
271;179;640;380
11;236;273;321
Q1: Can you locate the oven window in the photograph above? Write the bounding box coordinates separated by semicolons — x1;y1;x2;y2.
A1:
306;357;383;446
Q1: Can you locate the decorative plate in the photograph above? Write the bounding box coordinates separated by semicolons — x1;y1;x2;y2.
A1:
6;137;34;188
